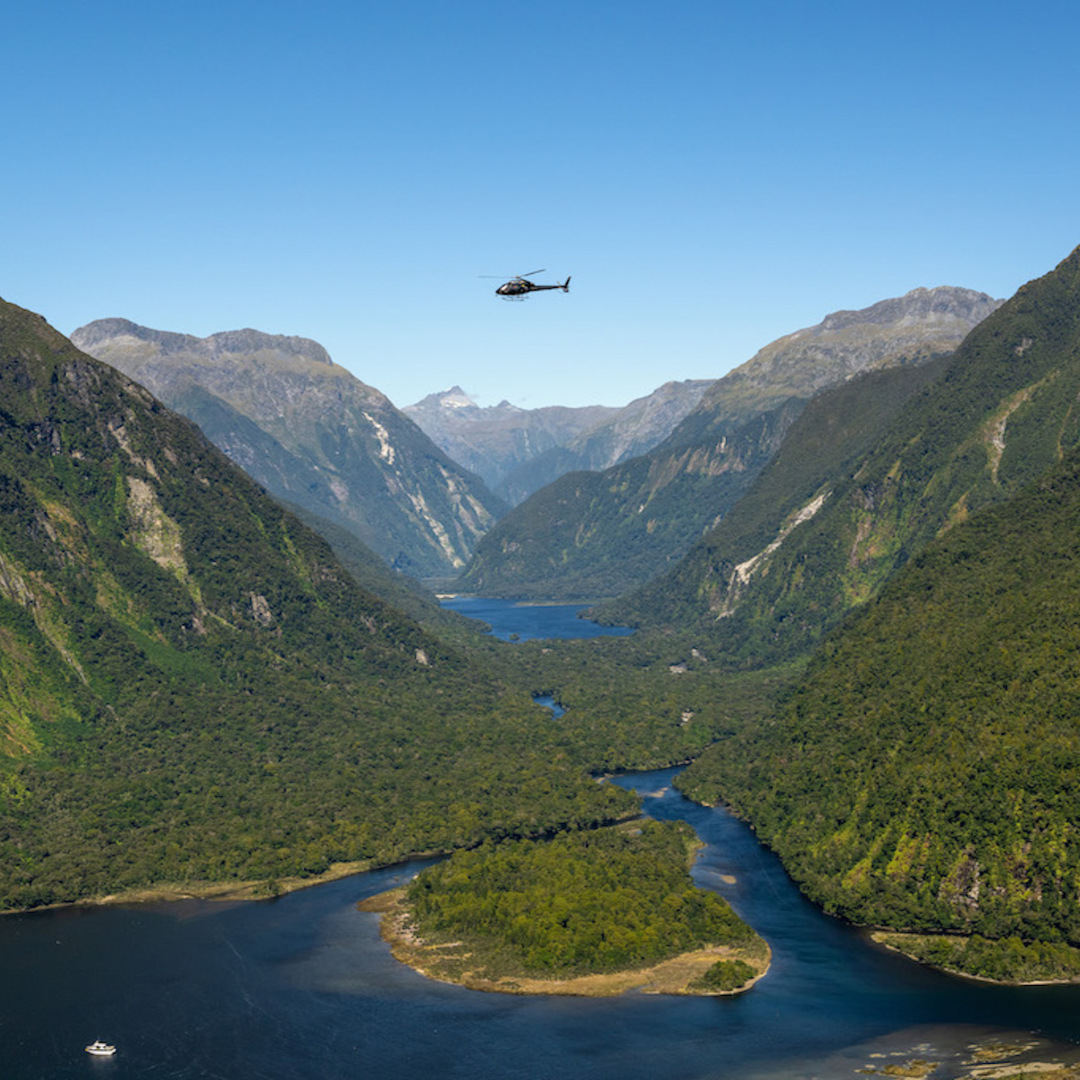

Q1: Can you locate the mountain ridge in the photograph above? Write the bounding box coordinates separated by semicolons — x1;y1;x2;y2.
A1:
403;386;617;502
457;285;999;601
603;247;1080;661
71;319;506;577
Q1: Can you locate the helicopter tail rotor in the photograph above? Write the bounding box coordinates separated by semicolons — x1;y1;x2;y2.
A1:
561;276;571;292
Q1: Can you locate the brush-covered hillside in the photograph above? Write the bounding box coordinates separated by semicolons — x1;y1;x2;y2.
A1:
604;247;1080;662
0;299;634;910
678;441;1080;946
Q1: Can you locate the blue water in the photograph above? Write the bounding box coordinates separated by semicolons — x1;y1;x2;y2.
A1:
4;601;1079;1078
3;775;1080;1079
440;596;634;641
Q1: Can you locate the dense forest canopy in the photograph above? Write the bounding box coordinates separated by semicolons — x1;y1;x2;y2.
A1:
404;821;759;978
680;444;1080;943
0;299;643;909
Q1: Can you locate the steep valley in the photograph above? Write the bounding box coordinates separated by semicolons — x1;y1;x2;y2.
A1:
458;285;999;602
3;246;1080;986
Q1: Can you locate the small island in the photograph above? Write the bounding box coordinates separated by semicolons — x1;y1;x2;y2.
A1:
360;820;769;996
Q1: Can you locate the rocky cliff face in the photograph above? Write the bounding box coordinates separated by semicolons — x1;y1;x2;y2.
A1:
71;321;506;577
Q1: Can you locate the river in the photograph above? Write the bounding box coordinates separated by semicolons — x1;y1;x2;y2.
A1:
3;600;1079;1078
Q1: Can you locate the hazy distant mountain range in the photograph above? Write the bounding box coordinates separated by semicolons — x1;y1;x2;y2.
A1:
458;286;1002;600
402;389;617;503
403;380;713;505
71;320;506;578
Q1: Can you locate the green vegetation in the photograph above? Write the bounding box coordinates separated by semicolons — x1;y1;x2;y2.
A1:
679;444;1080;944
6;248;1080;995
457;400;804;601
0;297;791;920
689;958;758;992
0;299;641;910
403;820;758;978
875;933;1080;984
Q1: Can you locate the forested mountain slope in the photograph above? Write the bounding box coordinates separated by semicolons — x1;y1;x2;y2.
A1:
597;357;955;637
457;399;805;601
0;299;634;910
678;442;1080;945
603;246;1080;661
71;320;506;577
457;286;996;602
496;379;714;504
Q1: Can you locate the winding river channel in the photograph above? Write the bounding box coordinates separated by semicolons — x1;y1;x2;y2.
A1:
3;601;1080;1079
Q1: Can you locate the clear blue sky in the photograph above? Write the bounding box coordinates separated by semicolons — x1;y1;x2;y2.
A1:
5;1;1079;409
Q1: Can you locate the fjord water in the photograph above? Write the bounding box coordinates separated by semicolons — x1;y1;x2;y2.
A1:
439;595;635;641
4;600;1080;1079
6;775;1080;1080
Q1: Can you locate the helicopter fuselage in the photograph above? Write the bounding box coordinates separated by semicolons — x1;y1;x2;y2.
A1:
496;275;571;298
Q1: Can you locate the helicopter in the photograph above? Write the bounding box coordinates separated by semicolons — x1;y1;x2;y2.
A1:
492;270;571;300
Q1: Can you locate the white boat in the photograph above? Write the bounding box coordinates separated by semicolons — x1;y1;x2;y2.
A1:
84;1040;116;1057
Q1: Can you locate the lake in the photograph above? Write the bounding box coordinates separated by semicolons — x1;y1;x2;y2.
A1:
4;600;1079;1079
439;595;634;641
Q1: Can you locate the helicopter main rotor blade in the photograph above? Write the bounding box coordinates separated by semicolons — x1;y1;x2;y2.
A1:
479;269;547;280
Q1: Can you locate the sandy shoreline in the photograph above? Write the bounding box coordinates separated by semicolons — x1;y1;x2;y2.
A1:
359;887;771;997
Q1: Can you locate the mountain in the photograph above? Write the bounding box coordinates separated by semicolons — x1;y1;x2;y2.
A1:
457;286;999;601
402;387;617;503
70;321;507;577
630;241;1080;966
604;248;1080;662
0;299;634;910
679;436;1080;949
596;356;956;636
458;399;805;601
671;286;1003;445
497;379;714;504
